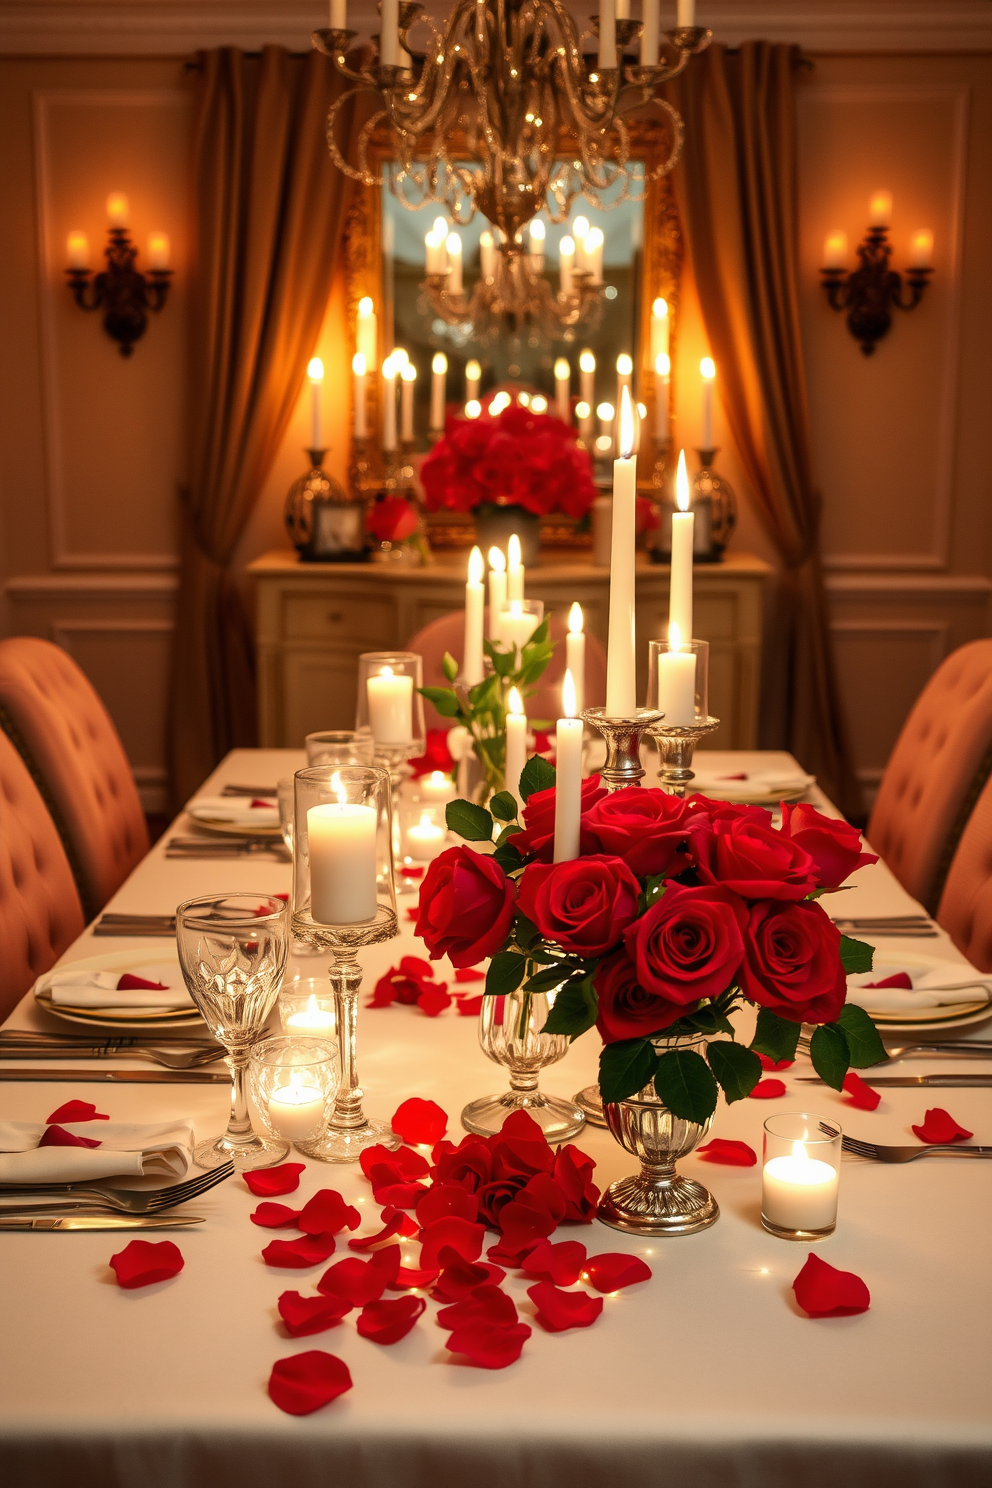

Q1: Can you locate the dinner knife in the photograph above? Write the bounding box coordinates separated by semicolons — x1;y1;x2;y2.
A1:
798;1074;992;1088
0;1068;230;1084
0;1213;205;1231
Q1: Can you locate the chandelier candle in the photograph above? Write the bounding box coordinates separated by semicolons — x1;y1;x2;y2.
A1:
446;232;463;294
650;297;669;363
670;450;694;643
586;227;604;284
307;358;324;448
429;352;447;431
357;296;377;367
381;357;398;451
655;353;670;441
555;358;571;421
640;0;660;65
465;359;481;402
505;686;527;808
579;348;596;406
463;545;486;684
656;622;696;725
559;235;575;295
479;231;496;280
566;602;585;716
400;363;416;441
488;547;507;639
554;670;583;862
605;387;638;717
507;532;524;601
379;0;400;66
573;218;590;273
329;0;346;29
529;219;546;269
307;795;377;925
425;227;446;274
352;353;367;438
597;0;616;68
367;665;413;744
700;357;715;448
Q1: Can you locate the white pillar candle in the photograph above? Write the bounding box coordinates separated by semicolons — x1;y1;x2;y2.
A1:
147;233;170;271
479;230;496;280
268;1074;325;1141
307;357;324;448
554;670;583;862
367;665;413;744
418;770;456;804
528;218;545;270
357;296;377;367
286;993;335;1037
446;232;463;294
585;227;604;284
505;686;527;808
463;545;486;684
597;0;616;68
657;622;697;725
579;349;596;408
381;357;398;451
909;229;934;268
650;297;669;363
554;358;571;422
559;235;575;296
822;231;848;270
352;352;367;439
676;0;695;25
670;449;694;644
762;1144;839;1232
406;811;447;861
507;532;524;601
106;192;129;228
330;0;347;29
429;351;447;431
488;547;507;639
700;356;715;448
501;601;539;652
640;0;659;64
380;0;400;65
566;602;585;717
400;363;416;441
66;231;89;269
465;359;481;402
655;353;670;442
606;387;638;718
868;190;892;228
308;798;378;924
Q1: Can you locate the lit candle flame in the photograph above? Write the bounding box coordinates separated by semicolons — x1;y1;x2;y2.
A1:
568;601;583;635
579;349;596;374
575;400;590;419
352;352;366;376
554;357;570;381
700;356;716;381
616;353;633;377
655;352;671;377
382;355;396;378
307;357;324;383
468;545;484;585
530;394;547;413
391;347;409;369
618;386;636;460
489;546;505;573
792;1139;808;1162
669;620;682;652
653;297;668;320
401;363;416;383
597;401;614;422
676;449;690;512
562;668;577;719
331;770;346;805
509;600;522;619
507;533;522;569
560;234;574;256
465;399;481;419
529;219;546;244
573;216;589;241
432;351;447;375
465;358;481;381
306;994;319;1017
508;686;524;716
432;216;447;241
418;812;432;829
358;296;374;317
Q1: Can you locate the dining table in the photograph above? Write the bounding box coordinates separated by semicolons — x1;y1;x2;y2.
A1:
1;748;990;1488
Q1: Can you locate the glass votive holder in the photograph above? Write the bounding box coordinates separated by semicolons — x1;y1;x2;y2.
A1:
413;768;458;805
277;775;295;853
646;636;709;726
292;764;397;935
249;1036;338;1149
497;598;544;653
278;976;336;1036
355;652;426;758
400;802;449;863
306;730;376;767
761;1113;842;1241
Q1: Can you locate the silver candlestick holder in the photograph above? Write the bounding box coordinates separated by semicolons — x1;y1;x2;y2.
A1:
652;716;721;797
581;707;664;793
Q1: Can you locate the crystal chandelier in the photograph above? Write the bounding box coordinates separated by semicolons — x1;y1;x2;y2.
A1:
313;1;711;339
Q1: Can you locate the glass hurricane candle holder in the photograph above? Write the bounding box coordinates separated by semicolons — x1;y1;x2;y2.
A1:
278;975;336;1036
249;1035;338;1152
496;598;544;654
355;651;426;783
762;1113;842;1241
306;730;376;768
646;637;710;725
400;802;448;864
461;988;585;1142
291;764;400;1161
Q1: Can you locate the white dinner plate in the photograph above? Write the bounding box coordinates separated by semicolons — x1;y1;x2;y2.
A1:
186;796;282;837
33;950;205;1031
689;769;816;806
848;951;992;1033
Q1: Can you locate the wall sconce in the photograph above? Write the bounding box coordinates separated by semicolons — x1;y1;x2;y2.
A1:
820;192;933;356
65;193;172;357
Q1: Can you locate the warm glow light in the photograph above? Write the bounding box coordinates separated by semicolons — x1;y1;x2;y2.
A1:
331;770;345;805
596;401;614;421
568;601;583;635
307;357;324;383
432;351;448;375
529;219;546;243
479;230;493;249
793;1139;808;1161
382;355;397;378
358;296;374;317
653;297;668;319
391;347;410;369
676;448;689;512
700;357;716;381
655;352;671;377
586;227;604;251
530;394;548;413
560;233;574;256
562;668;577;719
594;435;612;453
401;363;416;383
669;620;682;652
517;391;531;406
507;533;522;569
579;350;596;374
488;546;506;573
868;190;892;227
637;402;647;419
554;357;570;381
466;358;481;381
489;391;511;415
465;399;481;419
352;352;366;376
468;545;484;585
617;386;635;460
446;232;462;257
575;400;590;419
508;685;524;716
106;192;129;228
433;216;448;241
573;216;590;241
616;353;633;377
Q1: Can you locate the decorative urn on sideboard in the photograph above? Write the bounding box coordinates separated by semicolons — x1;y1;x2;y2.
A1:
284;448;368;562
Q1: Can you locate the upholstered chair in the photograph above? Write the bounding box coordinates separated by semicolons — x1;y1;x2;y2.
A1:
866;640;992;914
0;637;149;919
0;726;85;1020
937;771;992;973
405;610;608;732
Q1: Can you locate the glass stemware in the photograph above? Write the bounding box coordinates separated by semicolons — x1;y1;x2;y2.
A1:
176;892;289;1171
461;987;585;1141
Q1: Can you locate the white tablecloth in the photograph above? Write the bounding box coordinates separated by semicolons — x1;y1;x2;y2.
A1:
1;750;989;1488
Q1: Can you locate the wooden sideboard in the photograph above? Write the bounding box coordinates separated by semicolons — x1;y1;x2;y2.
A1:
248;549;772;750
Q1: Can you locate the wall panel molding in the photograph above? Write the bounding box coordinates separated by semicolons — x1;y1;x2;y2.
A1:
6;572;179;599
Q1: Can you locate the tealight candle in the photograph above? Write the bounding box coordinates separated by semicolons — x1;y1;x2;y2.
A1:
308;789;377;925
505;687;527;807
367;665;413;744
418;769;456;804
268;1072;324;1141
286;993;335;1038
406;810;447;861
762;1143;839;1235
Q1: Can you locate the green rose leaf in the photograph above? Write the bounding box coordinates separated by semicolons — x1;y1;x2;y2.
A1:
441;651;459;683
514;913;540;951
653;1048;720;1124
489;791;519;823
493;823;522;849
519;754;556;802
491;647;517;678
706;1040;764;1103
493;841;525;874
484;951;528;997
750;1008;802;1065
445;799;494;842
525;618;550;648
418;686;462;719
809;1022;850;1091
836;1003;889;1068
540;977;598;1039
599;1038;658;1104
839;933;875;975
524;961;580;993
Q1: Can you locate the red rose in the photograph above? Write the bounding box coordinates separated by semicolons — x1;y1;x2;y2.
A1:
476;1177;527;1227
624;882;747;1005
739;899;847;1024
432;1134;493;1191
365;495;418;543
517;855;641;958
594;948;687;1043
779;803;878;890
583;786;694;877
415;846;515;967
509;774;606;864
690;817;817;901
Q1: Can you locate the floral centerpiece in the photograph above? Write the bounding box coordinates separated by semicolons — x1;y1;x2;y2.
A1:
415;758;887;1126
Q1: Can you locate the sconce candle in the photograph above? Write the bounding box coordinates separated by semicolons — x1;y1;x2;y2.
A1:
307;793;378;926
488;546;507;639
400;362;417;441
307;357;324;448
566;602;585;716
106;192;129;228
554;669;583;862
670;450;694;644
446;232;463;294
381;356;398;451
868;190;892;228
700;357;716;448
357;296;377;367
147;233;170;271
559;235;575;296
465;358;481;402
640;0;660;64
507;531;524;601
352;352;367;438
909;229;934;269
605;387;638;717
822;231;848;270
66;231;90;269
505;686;527;807
650;297;669;363
655;353;670;441
554;358;571;421
463;545;486;684
367;665;414;745
429;351;447;431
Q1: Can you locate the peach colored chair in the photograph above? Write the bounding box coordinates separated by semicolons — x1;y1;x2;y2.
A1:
0;727;85;1020
866;639;992;914
406;609;608;730
0;637;149;920
937;771;992;972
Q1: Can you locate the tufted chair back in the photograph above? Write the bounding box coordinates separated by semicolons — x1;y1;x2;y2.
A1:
0;637;149;919
0;727;84;1020
937;770;992;972
866;640;992;914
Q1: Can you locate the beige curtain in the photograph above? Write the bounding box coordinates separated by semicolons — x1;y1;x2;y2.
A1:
672;42;860;818
169;45;367;804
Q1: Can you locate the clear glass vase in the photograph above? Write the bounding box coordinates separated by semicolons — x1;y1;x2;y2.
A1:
460;987;585;1141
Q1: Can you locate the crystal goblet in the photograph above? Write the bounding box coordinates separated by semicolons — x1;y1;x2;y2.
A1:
461;988;585;1141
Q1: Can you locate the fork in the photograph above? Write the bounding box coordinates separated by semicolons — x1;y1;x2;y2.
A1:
799;1037;992;1062
0;1043;223;1071
841;1135;992;1162
0;1160;235;1212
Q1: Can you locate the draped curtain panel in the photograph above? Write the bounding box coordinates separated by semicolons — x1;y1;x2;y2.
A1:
672;42;860;819
169;45;367;804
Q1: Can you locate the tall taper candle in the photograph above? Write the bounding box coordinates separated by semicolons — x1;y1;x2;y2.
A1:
597;0;616;68
700;357;715;449
381;356;397;451
654;352;670;442
505;686;527;809
559;235;575;296
463;545;485;684
640;0;659;64
446;232;463;294
430;351;447;431
566;602;585;717
356;296;377;367
554;358;571;422
488;547;507;640
507;532;524;601
605;387;638;717
380;0;400;65
400;362;416;441
670;449;694;644
553;670;583;862
465;359;481;402
352;352;367;439
579;348;596;408
330;0;346;28
307;358;324;448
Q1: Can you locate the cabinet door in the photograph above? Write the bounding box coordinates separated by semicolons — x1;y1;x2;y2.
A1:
281;649;364;742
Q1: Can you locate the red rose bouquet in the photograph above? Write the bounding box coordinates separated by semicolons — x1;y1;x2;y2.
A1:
416;759;886;1123
420;404;597;521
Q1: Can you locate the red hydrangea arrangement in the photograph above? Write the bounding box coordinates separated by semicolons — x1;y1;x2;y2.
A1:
419;404;597;520
415;759;887;1123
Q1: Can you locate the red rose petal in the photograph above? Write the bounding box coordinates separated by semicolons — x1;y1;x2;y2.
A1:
445;1321;531;1369
521;1239;588;1287
399;955;434;980
499;1109;548;1144
360;1143;430;1181
45;1100;109;1124
109;1239;184;1289
372;1181;429;1210
405;907;418;921
527;1281;604;1332
757;1054;795;1072
419;1216;486;1270
487;1236;541;1266
436;1283;519;1331
369;1243;402;1282
455;996;484;1015
244;1163;306;1197
551;1145;600;1222
583;1253;652;1292
497;1195;558;1251
431;1249;506;1302
356;1294;426;1344
38;1124;101;1149
749;1079;787;1099
392;1097;448;1146
250;800;273;809
317;1255;389;1307
843;1072;882;1111
277;1290;351;1336
417;987;452;1017
262;1234;337;1268
696;1139;758;1166
911;1107;973;1144
267;1351;352;1415
399;865;425;879
865;972;913;989
347;1211;410;1251
116;973;169;990
415;1182;479;1229
298;1189;362;1236
792;1252;870;1317
389;1265;439;1290
250;1202;302;1228
455;968;486;983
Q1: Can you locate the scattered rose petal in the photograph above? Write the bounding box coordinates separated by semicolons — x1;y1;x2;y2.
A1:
399;865;425;880
268;1351;352;1415
865;972;913;990
749;1079;787;1100
521;1239;588;1287
583;1253;652;1293
356;1295;426;1344
109;1239;184;1289
431;1249;506;1302
277;1290;351;1336
497;1193;560;1252
244;1163;306;1197
45;1100;109;1124
528;1281;603;1332
405;907;418;921
418;987;452;1017
419;1216;486;1270
415;1183;479;1230
347;1211;411;1251
389;1265;439;1290
757;1054;795;1072
318;1256;389;1307
792;1252;870;1317
551;1145;600;1221
392;1097;448;1146
487;1237;541;1267
250;1202;302;1228
911;1107;973;1144
298;1189;362;1237
843;1073;881;1111
371;1181;429;1211
455;996;484;1016
696;1139;758;1166
455;968;486;983
360;1144;430;1181
250;800;272;809
38;1124;101;1149
445;1321;531;1369
117;973;169;990
262;1234;337;1268
437;1283;519;1332
369;1244;402;1282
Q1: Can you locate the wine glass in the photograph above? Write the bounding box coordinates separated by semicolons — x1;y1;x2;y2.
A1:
176;891;289;1171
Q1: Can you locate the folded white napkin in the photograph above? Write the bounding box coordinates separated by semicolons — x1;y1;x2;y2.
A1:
189;796;279;826
39;965;193;1010
0;1120;194;1184
692;768;815;800
847;967;992;1013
